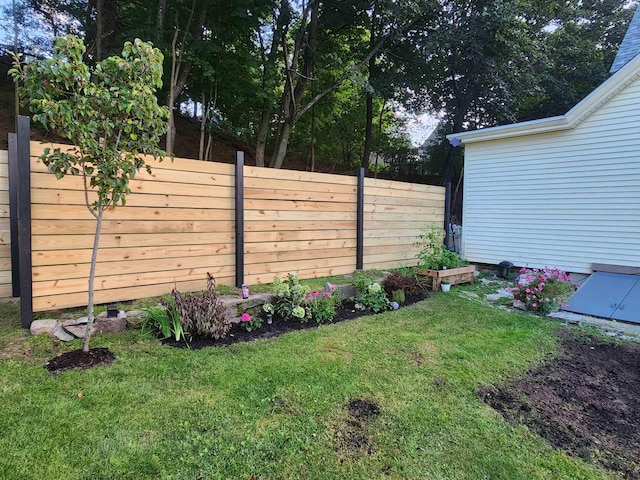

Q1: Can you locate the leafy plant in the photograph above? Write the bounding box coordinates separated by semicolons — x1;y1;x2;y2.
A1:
269;273;310;321
304;285;339;324
171;274;231;339
240;313;263;332
415;224;467;270
392;289;406;305
383;272;420;296
141;298;184;342
509;267;575;315
9;36;169;352
352;273;392;313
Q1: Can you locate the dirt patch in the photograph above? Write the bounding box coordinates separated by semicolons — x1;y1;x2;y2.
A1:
479;328;640;478
44;347;115;375
333;398;381;455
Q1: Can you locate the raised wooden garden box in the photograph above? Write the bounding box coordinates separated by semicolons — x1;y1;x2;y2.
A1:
419;265;476;291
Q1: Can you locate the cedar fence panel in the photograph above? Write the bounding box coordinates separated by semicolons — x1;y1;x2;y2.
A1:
363;177;445;270
19;139;445;314
0;150;11;298
30;142;236;311
243;166;358;284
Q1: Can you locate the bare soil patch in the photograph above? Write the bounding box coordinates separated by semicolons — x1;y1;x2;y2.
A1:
479;328;640;479
44;347;115;375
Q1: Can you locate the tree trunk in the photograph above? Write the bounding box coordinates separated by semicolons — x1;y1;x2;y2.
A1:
155;0;167;43
96;0;103;61
199;92;206;159
270;119;294;169
362;93;373;173
255;102;272;167
82;206;103;352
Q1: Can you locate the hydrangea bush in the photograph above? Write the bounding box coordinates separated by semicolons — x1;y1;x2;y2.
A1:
510;266;575;315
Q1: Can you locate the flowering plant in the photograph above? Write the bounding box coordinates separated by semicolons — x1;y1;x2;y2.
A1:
509;266;575;315
240;312;263;332
269;273;310;322
351;271;392;313
304;284;339;324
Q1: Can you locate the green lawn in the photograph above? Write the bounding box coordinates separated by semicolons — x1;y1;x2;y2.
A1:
0;290;614;479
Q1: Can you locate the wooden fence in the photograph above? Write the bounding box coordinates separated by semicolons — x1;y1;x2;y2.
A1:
8;122;445;319
0;150;11;298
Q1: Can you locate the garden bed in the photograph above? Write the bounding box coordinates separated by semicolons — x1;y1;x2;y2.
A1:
479;328;640;479
163;293;427;349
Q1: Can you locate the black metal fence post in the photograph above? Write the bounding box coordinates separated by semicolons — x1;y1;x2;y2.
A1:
16;115;33;328
235;151;245;288
356;167;364;270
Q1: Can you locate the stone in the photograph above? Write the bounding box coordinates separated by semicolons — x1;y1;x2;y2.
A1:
93;315;127;334
52;323;75;342
75;316;89;325
97;311;108;319
64;324;93;339
30;319;58;336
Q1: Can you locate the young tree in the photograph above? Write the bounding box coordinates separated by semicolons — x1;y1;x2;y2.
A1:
10;35;169;352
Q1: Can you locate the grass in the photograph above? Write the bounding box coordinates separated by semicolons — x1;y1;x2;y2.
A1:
0;288;615;479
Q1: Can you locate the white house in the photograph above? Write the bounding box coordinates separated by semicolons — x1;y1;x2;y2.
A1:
446;9;640;274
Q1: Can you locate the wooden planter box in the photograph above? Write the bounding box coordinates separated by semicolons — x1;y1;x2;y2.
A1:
419;265;476;291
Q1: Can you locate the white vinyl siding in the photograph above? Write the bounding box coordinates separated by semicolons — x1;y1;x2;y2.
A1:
462;76;640;274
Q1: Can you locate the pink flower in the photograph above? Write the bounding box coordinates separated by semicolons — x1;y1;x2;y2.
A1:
241;313;252;322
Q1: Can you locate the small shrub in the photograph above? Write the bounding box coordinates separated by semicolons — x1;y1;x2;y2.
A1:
240;312;263;332
509;266;575;315
415;224;467;270
141;299;184;341
351;272;392;313
268;273;311;321
392;289;406;305
171;273;231;339
305;285;339;324
383;272;420;296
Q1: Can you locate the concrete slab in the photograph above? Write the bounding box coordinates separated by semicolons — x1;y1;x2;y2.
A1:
548;311;640;339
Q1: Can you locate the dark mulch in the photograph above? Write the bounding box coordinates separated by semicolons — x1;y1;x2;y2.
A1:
44;347;115;375
163;293;427;350
479;328;640;479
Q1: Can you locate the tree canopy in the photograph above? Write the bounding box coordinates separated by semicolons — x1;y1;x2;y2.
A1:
4;0;638;180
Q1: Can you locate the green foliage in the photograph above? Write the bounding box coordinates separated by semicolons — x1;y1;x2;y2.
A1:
171;274;231;339
240;313;263;333
415;224;467;270
510;267;576;315
141;297;184;342
382;272;420;296
304;286;339;324
9;35;169;210
351;272;392;313
269;273;311;322
391;289;406;305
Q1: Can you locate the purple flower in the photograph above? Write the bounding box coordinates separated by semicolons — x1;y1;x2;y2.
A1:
391;302;399;310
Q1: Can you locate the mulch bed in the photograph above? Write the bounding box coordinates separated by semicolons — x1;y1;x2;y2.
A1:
44;347;115;375
163;293;427;349
479;328;640;479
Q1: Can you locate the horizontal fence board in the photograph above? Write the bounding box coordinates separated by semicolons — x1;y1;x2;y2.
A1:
245;229;355;243
0;150;8;299
245;256;354;276
0;284;11;298
246;220;356;232
33;254;236;283
32;204;235;221
32;243;233;267
246;210;356;221
33;232;235;251
245;247;357;265
32;188;235;210
364;259;418;270
245;198;355;212
246;187;355;203
244;166;357;185
33;276;235;311
32;219;234;235
245;177;356;195
34;266;235;297
245;238;356;254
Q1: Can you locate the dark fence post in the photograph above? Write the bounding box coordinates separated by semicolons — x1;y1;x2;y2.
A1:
356;167;364;270
235;151;244;288
444;181;452;249
8;133;20;297
17;115;33;328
